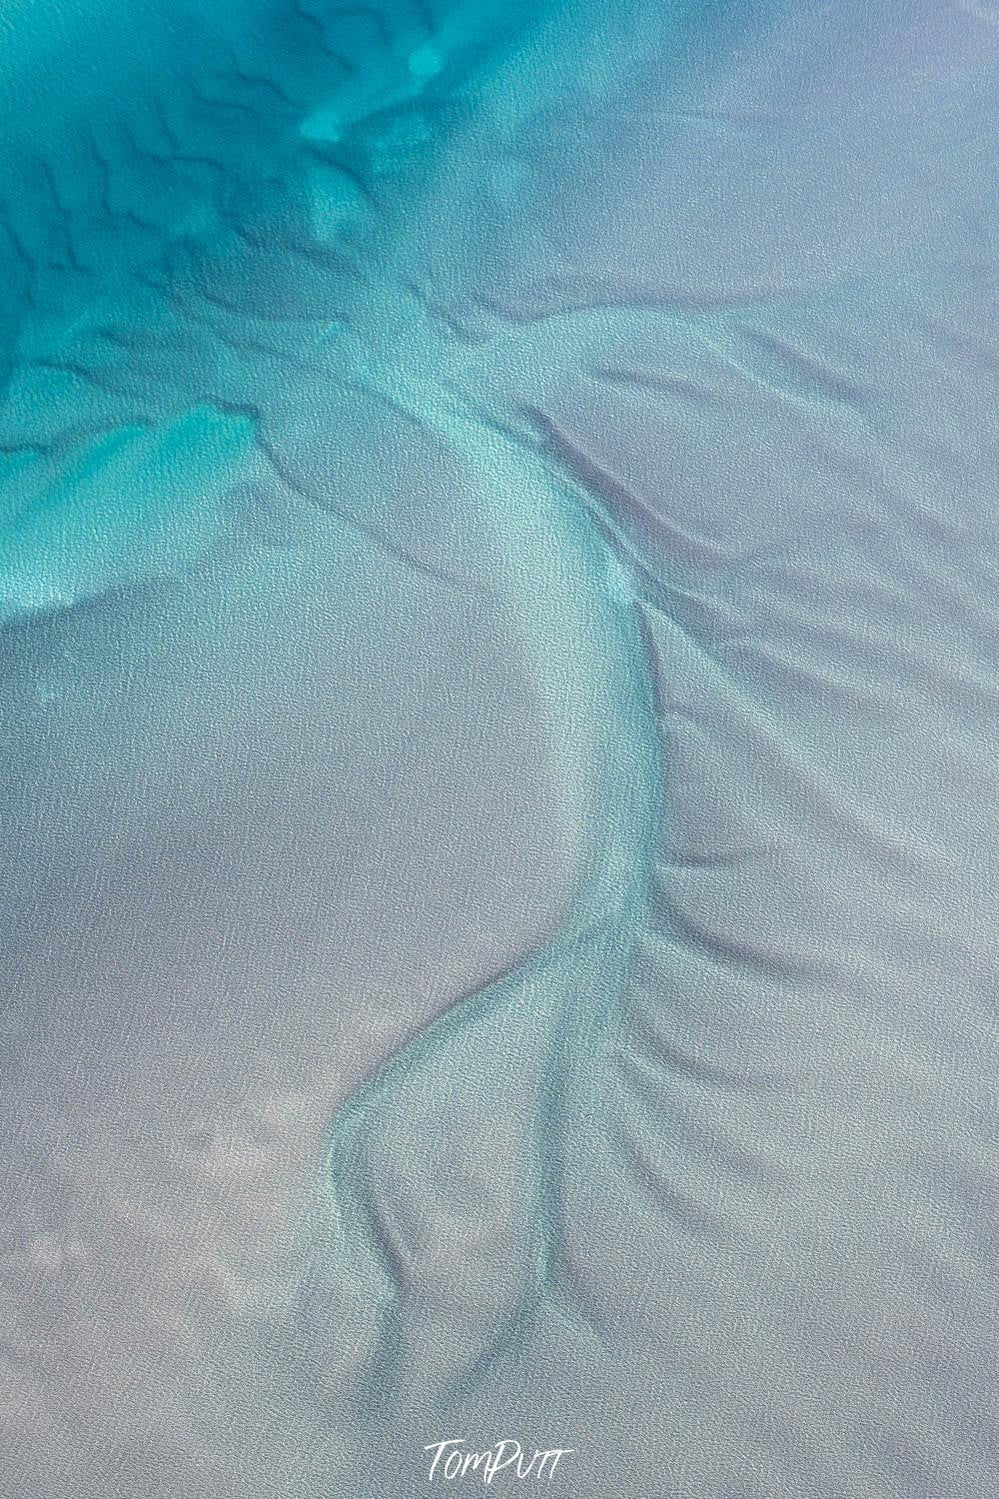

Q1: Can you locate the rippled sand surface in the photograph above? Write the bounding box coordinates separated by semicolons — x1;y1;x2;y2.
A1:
1;3;997;1495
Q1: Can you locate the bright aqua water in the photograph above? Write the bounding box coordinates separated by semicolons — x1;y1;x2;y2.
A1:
0;2;669;1489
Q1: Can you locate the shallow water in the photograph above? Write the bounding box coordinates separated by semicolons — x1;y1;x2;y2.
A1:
2;2;998;1496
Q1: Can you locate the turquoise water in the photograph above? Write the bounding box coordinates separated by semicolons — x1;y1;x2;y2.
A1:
2;2;999;1496
0;4;669;1490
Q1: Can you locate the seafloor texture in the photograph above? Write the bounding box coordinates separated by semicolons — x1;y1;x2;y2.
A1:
1;1;997;1495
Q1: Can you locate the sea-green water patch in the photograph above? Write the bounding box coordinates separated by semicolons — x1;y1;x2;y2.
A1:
0;404;255;622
